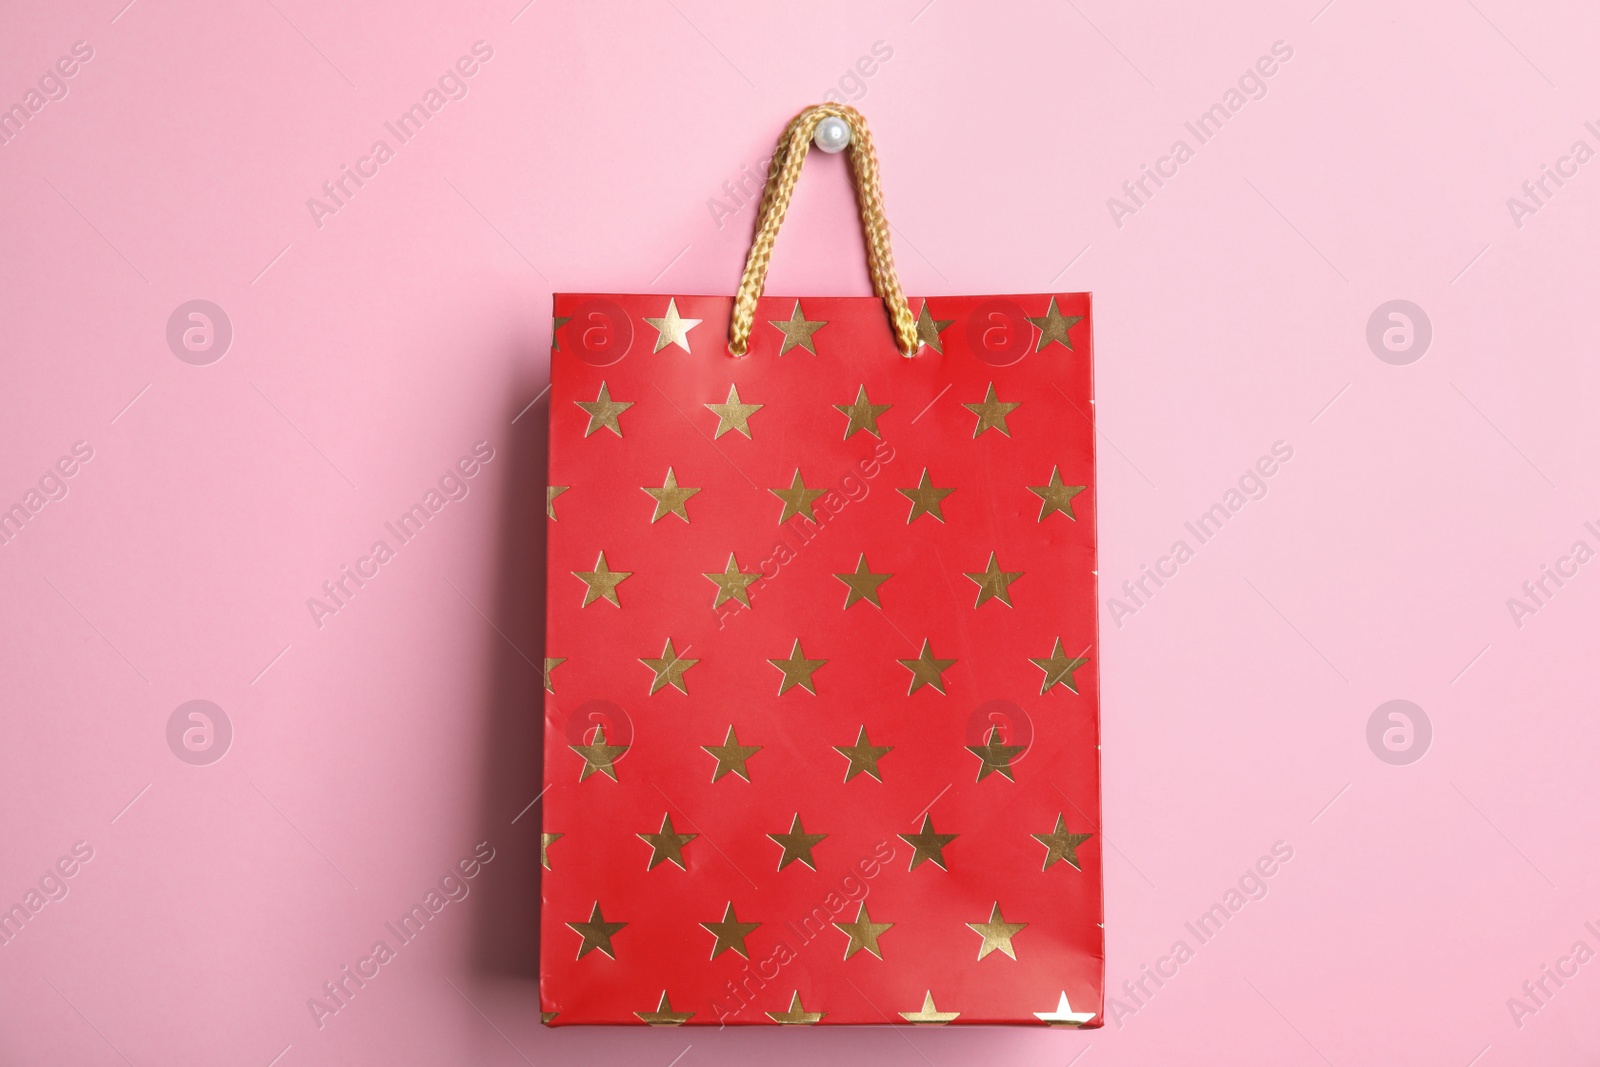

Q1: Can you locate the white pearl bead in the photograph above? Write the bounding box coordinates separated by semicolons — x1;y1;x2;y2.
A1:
813;117;851;154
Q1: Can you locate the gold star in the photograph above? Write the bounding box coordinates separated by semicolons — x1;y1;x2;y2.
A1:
637;812;697;871
546;485;567;519
834;385;891;439
967;902;1026;961
914;300;954;353
703;725;761;782
542;657;564;693
901;991;960;1025
964;382;1020;437
705;553;760;609
768;813;826;871
643;297;701;353
573;551;631;607
640;637;698;695
1033;814;1093;872
767;991;824;1024
551;315;571;352
966;725;1026;782
834;726;892;782
834;902;893;960
1027;297;1083;352
567;901;626;959
641;467;700;523
770;468;826;523
897;639;955;695
540;1012;557;1024
1028;466;1086;521
635;990;694;1025
574;381;633;437
965;551;1024;608
834;554;891;608
705;383;762;439
769;639;826;695
570;724;627;782
541;832;561;869
701;901;761;959
1034;992;1096;1027
769;300;827;355
1031;638;1091;695
898;468;955;523
898;814;958;871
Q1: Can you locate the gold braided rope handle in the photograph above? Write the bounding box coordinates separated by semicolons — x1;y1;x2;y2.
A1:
728;104;919;358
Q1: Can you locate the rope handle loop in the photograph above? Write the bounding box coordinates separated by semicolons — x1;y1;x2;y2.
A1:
728;104;918;358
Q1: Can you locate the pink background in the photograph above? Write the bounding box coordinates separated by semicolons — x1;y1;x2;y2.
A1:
1;0;1596;1063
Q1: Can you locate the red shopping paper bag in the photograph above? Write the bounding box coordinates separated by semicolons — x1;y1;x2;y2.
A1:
540;104;1101;1027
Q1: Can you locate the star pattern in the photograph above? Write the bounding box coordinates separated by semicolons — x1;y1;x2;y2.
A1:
573;551;631;607
702;725;761;782
834;903;893;960
1028;466;1086;521
770;468;826;523
897;639;956;695
546;292;1100;1025
701;902;760;959
575;381;633;437
965;552;1024;608
638;812;697;871
901;991;960;1024
914;300;954;353
898;468;955;523
834;384;891;439
767;991;825;1024
643;298;702;353
833;554;891;608
705;553;760;608
568;901;627;959
768;813;826;871
640;637;698;695
1030;638;1091;695
899;814;958;871
834;726;892;782
705;383;762;439
769;639;826;695
1034;992;1096;1027
769;300;828;355
635;990;694;1025
1033;814;1093;872
570;724;628;782
641;467;700;523
1027;297;1083;352
966;725;1027;782
964;382;1020;437
967;902;1026;961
